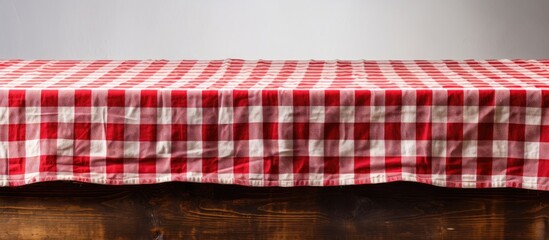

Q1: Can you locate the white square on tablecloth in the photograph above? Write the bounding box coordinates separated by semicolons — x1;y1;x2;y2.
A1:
0;141;7;158
524;141;540;160
339;140;354;157
0;107;7;124
249;140;264;157
124;107;140;124
278;139;293;157
463;106;479;123
186;107;202;124
25;107;41;124
91;107;106;123
218;141;233;157
401;140;416;157
218;107;233;124
248;106;263;123
308;139;324;157
124;141;139;158
494;106;509;123
25;139;40;157
156;141;171;158
369;140;385;157
526;107;542;125
492;141;508;158
370;106;385;123
431;106;447;123
187;141;203;158
462;140;478;158
339;106;355;123
278;106;293;123
58;107;74;123
157;107;172;124
56;139;74;156
432;140;446;157
309;106;325;123
89;140;107;157
401;105;416;123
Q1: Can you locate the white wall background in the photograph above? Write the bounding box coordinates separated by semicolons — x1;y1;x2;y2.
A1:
1;0;548;60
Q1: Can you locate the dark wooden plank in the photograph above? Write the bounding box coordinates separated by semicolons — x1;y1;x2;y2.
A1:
1;181;548;239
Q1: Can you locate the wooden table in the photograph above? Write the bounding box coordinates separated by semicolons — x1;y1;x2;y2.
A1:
1;181;547;239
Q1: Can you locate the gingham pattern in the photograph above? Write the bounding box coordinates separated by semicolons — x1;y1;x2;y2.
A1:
1;59;549;189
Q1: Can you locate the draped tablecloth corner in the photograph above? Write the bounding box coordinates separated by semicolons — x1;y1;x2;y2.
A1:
1;59;549;190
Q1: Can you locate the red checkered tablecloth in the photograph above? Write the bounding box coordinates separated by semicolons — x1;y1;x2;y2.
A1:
1;59;549;189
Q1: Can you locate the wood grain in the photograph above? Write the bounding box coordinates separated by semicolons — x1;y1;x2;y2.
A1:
1;181;548;239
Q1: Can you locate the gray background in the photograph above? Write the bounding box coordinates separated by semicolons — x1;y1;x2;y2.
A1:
1;0;548;60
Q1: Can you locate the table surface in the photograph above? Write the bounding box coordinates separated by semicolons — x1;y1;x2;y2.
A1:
1;59;548;89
